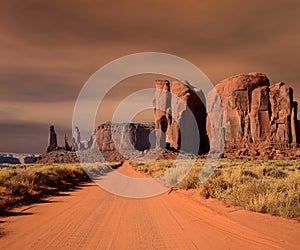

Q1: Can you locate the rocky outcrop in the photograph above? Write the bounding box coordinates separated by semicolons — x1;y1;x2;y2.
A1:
72;126;94;151
292;102;300;144
46;125;58;153
207;73;270;149
153;80;171;149
153;80;208;154
37;73;300;164
207;73;300;154
67;123;156;162
269;82;293;147
64;135;72;151
94;122;155;152
169;80;208;153
35;150;78;164
72;126;81;150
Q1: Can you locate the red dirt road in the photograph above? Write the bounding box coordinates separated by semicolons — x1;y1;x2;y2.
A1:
0;162;299;249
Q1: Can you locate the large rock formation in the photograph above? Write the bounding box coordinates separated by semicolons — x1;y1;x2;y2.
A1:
94;122;155;152
33;125;75;164
153;80;208;154
169;80;208;153
38;73;300;164
207;73;300;155
269;82;293;147
62;123;156;162
36;150;78;164
72;126;94;151
72;126;81;150
153;80;171;149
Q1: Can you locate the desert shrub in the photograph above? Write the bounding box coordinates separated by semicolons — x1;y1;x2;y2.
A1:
131;160;173;177
176;171;199;190
82;163;112;178
158;161;193;187
4;173;34;196
0;162;124;213
131;160;205;190
0;163;108;196
262;168;288;179
198;160;300;218
109;162;123;169
33;171;56;187
198;176;230;199
241;170;259;179
0;168;15;183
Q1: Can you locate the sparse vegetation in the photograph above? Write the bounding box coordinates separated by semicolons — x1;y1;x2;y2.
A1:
132;159;300;218
131;159;204;189
0;162;122;213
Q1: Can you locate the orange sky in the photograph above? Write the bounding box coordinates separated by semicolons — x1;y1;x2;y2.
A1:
0;0;299;153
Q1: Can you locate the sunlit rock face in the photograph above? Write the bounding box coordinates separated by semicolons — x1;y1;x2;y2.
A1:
153;79;208;154
207;72;300;154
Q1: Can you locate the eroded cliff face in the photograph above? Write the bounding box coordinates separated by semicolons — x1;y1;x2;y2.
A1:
94;122;155;152
153;80;171;149
38;73;300;164
269;82;294;146
169;80;208;153
154;80;209;154
207;73;300;153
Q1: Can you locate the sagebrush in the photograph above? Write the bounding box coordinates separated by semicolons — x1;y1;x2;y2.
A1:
132;159;300;218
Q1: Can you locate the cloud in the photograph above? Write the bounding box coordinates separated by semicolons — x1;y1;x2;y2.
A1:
0;121;70;153
0;0;299;152
0;68;83;102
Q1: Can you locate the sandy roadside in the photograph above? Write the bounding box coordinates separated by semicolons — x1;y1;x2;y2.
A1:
0;162;299;249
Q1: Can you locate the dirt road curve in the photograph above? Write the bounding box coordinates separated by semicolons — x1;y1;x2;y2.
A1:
0;162;299;249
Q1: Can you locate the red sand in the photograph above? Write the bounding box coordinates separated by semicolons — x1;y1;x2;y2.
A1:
0;162;299;249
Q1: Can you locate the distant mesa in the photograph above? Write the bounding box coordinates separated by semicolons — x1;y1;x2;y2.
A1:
35;72;300;163
0;153;35;164
0;154;21;164
74;122;156;162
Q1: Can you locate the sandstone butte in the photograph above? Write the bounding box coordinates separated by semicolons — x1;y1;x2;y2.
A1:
42;72;300;161
154;72;300;157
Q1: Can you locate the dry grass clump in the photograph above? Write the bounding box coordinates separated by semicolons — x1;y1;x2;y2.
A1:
132;159;300;218
174;161;204;190
131;159;204;189
0;164;87;196
131;160;173;177
198;160;300;218
0;162;121;200
82;161;122;178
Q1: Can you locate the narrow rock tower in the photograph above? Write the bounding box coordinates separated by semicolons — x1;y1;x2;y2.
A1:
153;80;171;149
47;125;58;152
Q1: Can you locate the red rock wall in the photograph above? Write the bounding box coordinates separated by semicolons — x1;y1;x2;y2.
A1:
94;122;155;152
153;80;171;149
207;73;299;151
154;80;209;153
